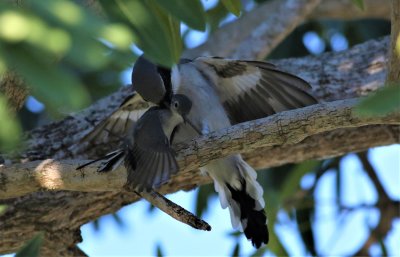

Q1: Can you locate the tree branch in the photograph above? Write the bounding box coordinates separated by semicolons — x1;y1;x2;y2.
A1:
139;190;211;231
310;0;391;20
187;0;390;60
387;0;400;82
1;98;399;200
186;0;321;59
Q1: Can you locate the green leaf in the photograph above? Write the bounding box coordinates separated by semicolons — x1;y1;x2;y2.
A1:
355;85;400;116
0;204;7;215
250;189;289;257
221;0;242;17
351;0;365;10
279;160;320;201
155;0;206;31
0;42;91;115
295;201;316;256
0;94;22;151
15;232;44;257
206;1;229;32
111;0;182;67
195;184;216;217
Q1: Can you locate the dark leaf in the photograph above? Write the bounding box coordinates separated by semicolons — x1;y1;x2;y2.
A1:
195;184;216;217
351;0;365;10
15;232;44;257
279;160;320;201
155;0;206;31
109;0;182;67
0;204;7;215
0;94;22;151
221;0;242;16
206;1;229;32
295;199;317;256
0;42;91;115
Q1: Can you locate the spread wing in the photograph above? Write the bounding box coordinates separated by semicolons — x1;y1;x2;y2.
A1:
81;92;153;145
190;57;318;124
125;108;179;191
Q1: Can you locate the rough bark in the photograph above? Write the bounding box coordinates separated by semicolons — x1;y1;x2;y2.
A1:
0;36;398;256
387;0;400;82
0;71;28;111
310;0;391;20
185;0;322;59
2;98;399;199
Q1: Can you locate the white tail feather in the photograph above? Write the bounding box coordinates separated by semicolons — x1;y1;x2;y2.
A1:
203;155;266;231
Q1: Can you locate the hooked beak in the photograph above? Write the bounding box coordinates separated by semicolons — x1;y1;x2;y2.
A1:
183;116;203;135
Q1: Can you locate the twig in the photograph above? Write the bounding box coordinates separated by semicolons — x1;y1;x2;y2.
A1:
137;190;212;231
357;151;391;201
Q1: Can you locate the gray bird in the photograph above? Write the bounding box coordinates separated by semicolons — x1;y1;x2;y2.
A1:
78;94;194;192
83;55;318;248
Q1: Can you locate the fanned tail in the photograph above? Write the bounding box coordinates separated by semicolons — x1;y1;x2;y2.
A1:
207;156;269;248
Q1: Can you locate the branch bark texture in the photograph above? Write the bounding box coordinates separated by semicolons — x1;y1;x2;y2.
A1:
1;98;399;200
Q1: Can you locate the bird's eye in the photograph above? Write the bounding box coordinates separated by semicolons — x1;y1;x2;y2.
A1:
174;102;179;108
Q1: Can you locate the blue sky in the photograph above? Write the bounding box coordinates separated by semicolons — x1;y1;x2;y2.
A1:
75;145;400;256
2;145;399;257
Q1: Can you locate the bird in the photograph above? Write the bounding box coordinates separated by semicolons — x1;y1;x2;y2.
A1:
77;93;196;192
82;55;318;248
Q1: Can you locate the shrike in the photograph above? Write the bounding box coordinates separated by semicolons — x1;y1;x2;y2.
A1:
82;55;317;248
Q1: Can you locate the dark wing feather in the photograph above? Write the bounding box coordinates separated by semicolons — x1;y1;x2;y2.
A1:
125;108;179;191
81;92;152;144
191;57;318;124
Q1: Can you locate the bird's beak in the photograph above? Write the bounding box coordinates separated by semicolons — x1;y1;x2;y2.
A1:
183;116;203;135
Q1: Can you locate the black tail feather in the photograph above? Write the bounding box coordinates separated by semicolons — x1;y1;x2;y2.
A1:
227;181;269;248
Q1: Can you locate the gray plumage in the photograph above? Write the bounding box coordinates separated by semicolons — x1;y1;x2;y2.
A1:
78;94;193;192
171;57;317;248
80;55;318;248
124;94;191;191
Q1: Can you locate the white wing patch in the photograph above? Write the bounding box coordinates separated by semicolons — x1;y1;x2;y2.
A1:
81;93;152;144
171;65;181;94
189;57;317;124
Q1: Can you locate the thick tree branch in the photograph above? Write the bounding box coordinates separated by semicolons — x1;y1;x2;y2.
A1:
187;0;390;60
186;0;321;59
1;98;399;199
